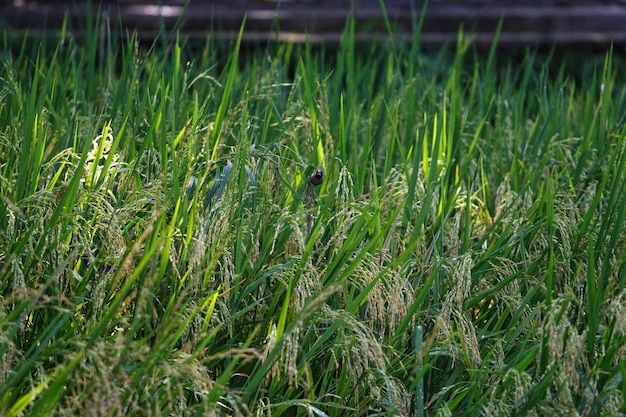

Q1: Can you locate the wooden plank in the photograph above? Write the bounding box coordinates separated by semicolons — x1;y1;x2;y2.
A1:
1;0;626;45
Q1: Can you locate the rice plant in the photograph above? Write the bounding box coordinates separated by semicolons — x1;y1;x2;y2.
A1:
0;15;624;417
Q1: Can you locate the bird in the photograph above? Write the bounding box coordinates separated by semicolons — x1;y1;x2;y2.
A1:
308;168;324;187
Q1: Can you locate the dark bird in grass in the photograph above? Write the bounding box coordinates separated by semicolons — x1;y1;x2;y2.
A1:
308;168;324;187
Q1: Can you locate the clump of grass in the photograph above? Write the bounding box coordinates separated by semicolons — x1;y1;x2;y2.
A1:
1;15;625;417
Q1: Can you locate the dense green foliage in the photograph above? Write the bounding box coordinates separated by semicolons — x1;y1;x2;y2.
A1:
1;19;625;416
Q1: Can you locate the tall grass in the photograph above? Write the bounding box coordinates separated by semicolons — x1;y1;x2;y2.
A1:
0;16;625;417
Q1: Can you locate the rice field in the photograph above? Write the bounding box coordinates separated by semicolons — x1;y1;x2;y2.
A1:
0;18;625;416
